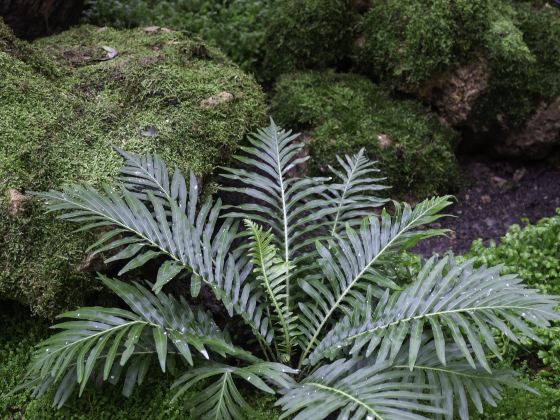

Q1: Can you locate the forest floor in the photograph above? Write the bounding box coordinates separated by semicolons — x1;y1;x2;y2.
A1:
415;156;560;256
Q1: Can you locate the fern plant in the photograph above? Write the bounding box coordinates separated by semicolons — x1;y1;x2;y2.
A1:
20;121;559;419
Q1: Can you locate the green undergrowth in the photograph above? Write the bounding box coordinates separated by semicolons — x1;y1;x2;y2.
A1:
272;71;458;197
0;301;278;419
467;211;560;375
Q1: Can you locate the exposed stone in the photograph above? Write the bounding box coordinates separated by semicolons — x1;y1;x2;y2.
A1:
143;26;172;34
7;188;29;216
77;253;106;273
513;168;527;183
491;176;507;189
495;97;560;159
412;58;489;126
201;91;235;108
377;133;393;149
480;195;491;204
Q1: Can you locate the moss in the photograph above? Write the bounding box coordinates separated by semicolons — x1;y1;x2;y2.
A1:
0;302;278;419
357;0;494;86
260;0;358;82
467;211;560;376
472;373;560;420
0;23;266;318
83;0;273;75
472;2;560;129
272;71;458;197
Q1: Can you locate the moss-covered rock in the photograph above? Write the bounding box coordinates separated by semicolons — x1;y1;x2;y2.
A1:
260;0;358;82
0;23;266;318
356;0;494;87
356;1;560;158
471;2;560;154
272;71;458;197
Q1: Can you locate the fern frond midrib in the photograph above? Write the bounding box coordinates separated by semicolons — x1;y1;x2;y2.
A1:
330;155;360;237
44;320;144;360
347;304;551;343
272;128;292;314
308;382;383;420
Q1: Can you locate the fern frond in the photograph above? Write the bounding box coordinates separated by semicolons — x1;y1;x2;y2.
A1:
245;220;299;363
36;182;272;344
277;358;444;420
298;196;453;367
321;149;388;236
396;342;533;420
308;256;560;368
172;362;297;420
221;120;333;308
115;147;197;214
22;277;252;407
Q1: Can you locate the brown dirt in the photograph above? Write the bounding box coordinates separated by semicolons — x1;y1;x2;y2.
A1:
414;157;560;256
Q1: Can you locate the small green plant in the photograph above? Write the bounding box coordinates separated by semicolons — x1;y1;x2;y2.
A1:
19;122;559;419
468;212;560;376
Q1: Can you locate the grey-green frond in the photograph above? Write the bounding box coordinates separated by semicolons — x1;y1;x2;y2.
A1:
297;196;453;367
22;277;251;408
308;257;559;368
321;149;388;236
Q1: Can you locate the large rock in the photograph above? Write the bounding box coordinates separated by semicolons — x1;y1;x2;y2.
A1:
0;23;266;317
272;71;458;198
357;1;560;159
495;97;560;159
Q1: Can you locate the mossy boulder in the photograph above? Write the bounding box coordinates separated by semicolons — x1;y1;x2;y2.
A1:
260;0;358;82
0;23;266;318
272;71;458;197
470;2;560;158
356;1;560;158
356;0;494;87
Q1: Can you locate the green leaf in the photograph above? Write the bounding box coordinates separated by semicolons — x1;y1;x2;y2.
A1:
153;260;183;293
153;327;168;372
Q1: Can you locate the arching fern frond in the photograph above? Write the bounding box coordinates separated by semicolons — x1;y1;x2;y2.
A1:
245;220;298;363
298;196;453;367
22;277;253;408
114;147;198;214
35;184;272;344
277;358;444;420
308;256;560;368
320;149;388;236
172;362;297;420
396;341;532;420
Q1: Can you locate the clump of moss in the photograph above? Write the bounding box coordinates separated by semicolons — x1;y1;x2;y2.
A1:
260;0;358;82
83;0;273;75
472;2;560;130
0;23;266;318
356;0;494;86
272;71;458;197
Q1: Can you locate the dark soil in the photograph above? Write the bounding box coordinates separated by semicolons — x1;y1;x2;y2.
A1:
414;156;560;257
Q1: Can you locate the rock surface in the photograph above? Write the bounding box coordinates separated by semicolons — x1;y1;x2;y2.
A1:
495;97;560;159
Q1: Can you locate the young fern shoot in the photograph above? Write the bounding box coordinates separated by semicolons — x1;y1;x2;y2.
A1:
21;121;560;420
